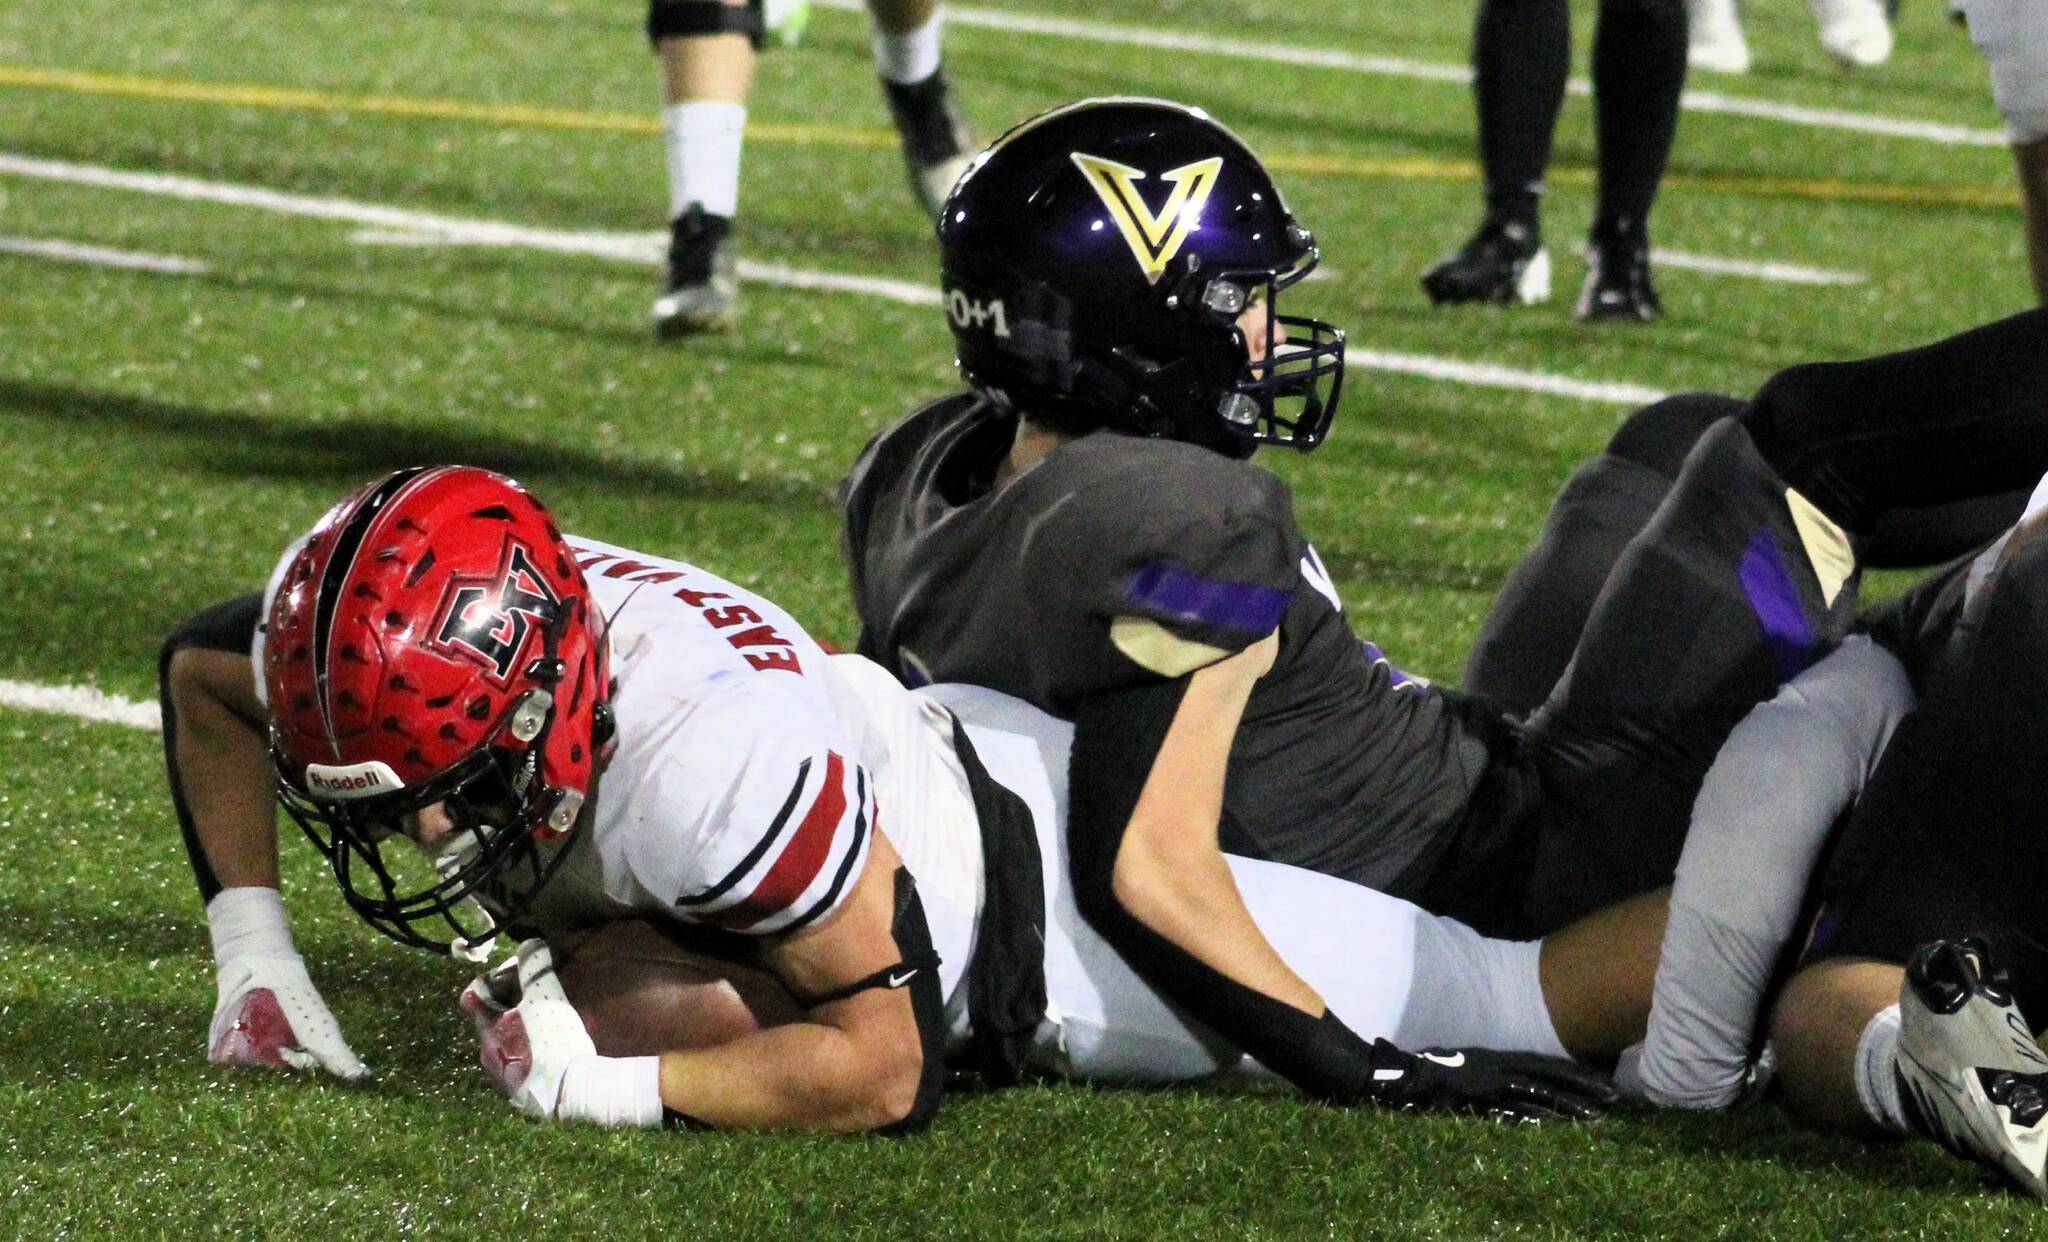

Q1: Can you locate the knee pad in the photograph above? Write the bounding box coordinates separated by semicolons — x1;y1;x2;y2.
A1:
1606;393;1742;479
648;0;765;48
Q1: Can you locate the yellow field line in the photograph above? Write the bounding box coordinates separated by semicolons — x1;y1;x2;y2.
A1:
0;63;2020;209
0;64;892;148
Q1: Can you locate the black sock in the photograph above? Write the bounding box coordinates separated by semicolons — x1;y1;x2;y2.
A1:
1474;0;1570;232
883;68;962;164
1590;0;1688;238
1738;309;2048;530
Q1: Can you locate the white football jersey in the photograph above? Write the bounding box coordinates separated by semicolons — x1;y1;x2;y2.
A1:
539;537;874;937
517;539;983;1003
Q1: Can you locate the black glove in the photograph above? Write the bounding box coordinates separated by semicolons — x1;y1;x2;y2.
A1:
1362;1035;1618;1122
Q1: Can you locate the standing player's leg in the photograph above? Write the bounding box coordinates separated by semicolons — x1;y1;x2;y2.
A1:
2018;137;2048;305
649;0;759;338
1958;0;2048;302
865;0;974;219
1577;0;1688;323
1807;0;1894;68
1420;0;1568;307
1684;0;1751;75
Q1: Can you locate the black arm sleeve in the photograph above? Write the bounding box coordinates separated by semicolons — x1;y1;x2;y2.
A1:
1064;678;1383;1103
157;593;265;905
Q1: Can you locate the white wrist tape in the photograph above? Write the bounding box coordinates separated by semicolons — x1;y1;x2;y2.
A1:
207;886;299;965
555;1055;665;1129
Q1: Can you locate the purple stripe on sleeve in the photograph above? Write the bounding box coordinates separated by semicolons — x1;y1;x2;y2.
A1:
1361;639;1417;689
1122;562;1291;635
1736;530;1816;680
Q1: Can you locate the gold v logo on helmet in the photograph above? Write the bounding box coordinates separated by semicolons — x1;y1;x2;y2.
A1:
1071;152;1224;285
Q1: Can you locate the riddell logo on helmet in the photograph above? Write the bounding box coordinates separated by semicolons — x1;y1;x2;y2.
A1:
1071;152;1224;285
304;760;405;800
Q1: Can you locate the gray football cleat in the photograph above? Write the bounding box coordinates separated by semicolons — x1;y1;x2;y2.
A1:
653;204;738;339
1897;938;2048;1201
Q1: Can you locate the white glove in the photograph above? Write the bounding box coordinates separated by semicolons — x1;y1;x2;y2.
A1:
207;888;368;1081
470;939;596;1120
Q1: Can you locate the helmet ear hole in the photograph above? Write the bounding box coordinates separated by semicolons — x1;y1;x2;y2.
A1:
1202;280;1247;316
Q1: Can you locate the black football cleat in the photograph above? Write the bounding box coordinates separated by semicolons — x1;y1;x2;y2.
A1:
653;203;739;339
1420;217;1552;307
883;68;975;220
1576;222;1662;323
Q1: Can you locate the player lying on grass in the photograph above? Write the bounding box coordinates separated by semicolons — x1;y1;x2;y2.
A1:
1553;465;2048;1201
160;465;1614;1130
841;96;2048;1109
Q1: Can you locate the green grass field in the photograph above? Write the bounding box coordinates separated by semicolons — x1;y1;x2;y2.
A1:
2;0;2043;1235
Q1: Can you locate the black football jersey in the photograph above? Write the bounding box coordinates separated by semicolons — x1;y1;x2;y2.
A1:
1859;523;2029;707
840;393;1492;892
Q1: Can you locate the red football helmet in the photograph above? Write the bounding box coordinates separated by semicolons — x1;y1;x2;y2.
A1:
265;466;612;954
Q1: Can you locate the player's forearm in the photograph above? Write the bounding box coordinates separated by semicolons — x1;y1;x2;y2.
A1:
1111;824;1323;1014
657;1017;921;1132
1106;631;1320;1012
167;648;284;891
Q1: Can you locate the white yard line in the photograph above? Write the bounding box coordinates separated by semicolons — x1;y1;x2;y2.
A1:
358;222;1864;290
0;233;208;273
349;225;943;304
1353;350;1667;406
1648;248;1863;286
0;678;160;730
2;150;1668;404
815;0;2006;148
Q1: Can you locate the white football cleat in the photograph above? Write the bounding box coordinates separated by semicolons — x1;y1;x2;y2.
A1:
1897;938;2048;1201
473;939;597;1121
1809;0;1893;67
1687;0;1753;74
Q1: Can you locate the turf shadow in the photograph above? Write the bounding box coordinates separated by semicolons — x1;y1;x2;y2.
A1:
1617;1100;2003;1197
0;375;835;510
0;898;207;961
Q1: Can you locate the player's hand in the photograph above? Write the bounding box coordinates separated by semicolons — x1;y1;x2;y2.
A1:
471;939;596;1120
1365;1040;1617;1122
209;955;369;1081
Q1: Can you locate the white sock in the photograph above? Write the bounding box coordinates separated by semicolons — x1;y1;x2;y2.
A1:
1395;919;1570;1060
555;1054;665;1128
871;11;944;86
207;886;298;964
662;101;746;220
1854;1004;1913;1135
